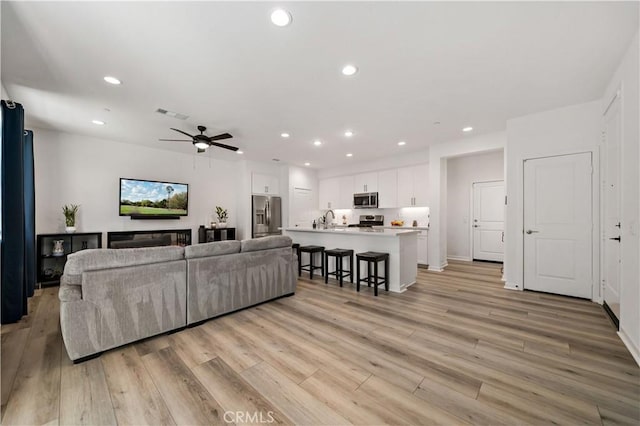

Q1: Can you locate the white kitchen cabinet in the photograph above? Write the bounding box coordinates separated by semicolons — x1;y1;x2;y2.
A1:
397;164;429;207
252;173;279;195
319;175;355;209
318;177;340;209
337;175;355;209
354;172;378;193
377;169;397;208
417;231;428;266
412;164;429;206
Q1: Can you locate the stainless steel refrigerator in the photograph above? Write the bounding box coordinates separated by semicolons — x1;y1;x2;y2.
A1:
252;195;282;238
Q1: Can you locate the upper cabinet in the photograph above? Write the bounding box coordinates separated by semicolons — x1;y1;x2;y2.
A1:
252;173;279;195
319;177;339;209
319;175;354;209
354;172;378;193
317;163;428;210
397;164;429;207
377;169;397;208
337;175;355;209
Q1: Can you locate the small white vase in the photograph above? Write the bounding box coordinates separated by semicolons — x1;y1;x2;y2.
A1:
217;222;227;229
65;226;76;234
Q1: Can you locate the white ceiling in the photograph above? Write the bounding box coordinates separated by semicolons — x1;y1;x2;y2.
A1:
2;1;638;169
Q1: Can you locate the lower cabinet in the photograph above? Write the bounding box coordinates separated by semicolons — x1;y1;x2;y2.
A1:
417;232;428;266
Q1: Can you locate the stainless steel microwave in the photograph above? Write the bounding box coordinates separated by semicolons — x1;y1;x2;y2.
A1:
353;192;378;209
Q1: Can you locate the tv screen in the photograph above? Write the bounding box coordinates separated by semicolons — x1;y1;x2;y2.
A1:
119;178;189;216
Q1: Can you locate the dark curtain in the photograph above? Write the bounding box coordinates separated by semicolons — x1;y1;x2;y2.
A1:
24;130;36;298
1;100;35;323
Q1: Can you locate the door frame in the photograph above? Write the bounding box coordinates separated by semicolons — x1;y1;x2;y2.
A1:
469;180;505;262
521;150;601;302
601;89;622;321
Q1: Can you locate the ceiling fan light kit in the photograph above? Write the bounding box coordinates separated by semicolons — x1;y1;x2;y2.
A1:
159;125;238;153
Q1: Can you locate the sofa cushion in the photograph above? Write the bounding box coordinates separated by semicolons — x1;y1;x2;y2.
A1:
241;235;293;253
64;246;185;276
184;240;241;259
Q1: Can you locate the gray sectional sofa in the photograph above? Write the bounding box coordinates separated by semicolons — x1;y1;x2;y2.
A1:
59;235;296;361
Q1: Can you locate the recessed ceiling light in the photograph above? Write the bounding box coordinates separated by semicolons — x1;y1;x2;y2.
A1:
433;121;441;125
237;150;244;155
92;120;105;125
341;64;358;76
344;130;354;137
281;132;290;138
462;126;473;132
103;76;121;85
304;162;310;166
313;140;322;146
270;9;292;27
346;153;353;157
397;141;406;146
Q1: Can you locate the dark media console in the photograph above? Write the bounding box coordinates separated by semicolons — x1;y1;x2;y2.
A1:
107;229;192;249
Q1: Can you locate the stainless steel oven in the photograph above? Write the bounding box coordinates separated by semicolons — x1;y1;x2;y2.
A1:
353;192;378;209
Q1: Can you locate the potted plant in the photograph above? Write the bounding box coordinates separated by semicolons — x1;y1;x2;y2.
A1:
62;204;79;233
215;206;228;228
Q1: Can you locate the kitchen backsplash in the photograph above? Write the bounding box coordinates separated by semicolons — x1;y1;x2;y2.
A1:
332;207;429;228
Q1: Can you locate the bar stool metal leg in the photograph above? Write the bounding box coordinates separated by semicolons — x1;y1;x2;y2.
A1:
385;256;389;291
356;259;361;292
324;252;328;284
350;254;354;283
374;260;379;296
338;255;343;287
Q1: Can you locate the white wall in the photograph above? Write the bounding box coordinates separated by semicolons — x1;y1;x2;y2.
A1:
447;150;504;260
603;32;639;364
1;83;9;99
428;131;507;271
504;101;601;295
33;128;243;244
288;165;320;227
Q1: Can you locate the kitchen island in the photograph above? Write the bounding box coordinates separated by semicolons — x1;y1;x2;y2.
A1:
284;227;418;293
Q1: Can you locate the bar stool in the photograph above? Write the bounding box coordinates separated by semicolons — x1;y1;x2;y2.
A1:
291;243;301;275
356;251;389;296
299;245;325;279
324;249;354;287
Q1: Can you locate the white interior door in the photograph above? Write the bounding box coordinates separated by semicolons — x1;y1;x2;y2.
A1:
603;95;622;319
472;181;505;261
523;153;593;299
291;187;314;227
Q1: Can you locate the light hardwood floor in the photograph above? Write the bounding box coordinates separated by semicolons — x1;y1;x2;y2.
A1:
2;260;639;425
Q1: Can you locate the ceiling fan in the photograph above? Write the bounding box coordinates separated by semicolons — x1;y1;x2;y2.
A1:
159;125;237;153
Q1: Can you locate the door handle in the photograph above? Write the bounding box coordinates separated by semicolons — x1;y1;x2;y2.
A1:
526;230;539;234
473;225;479;228
609;236;621;242
501;231;504;242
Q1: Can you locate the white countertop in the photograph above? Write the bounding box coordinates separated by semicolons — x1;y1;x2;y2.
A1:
330;225;429;231
285;227;419;237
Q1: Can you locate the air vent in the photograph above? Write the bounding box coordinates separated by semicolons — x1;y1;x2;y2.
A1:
156;108;189;120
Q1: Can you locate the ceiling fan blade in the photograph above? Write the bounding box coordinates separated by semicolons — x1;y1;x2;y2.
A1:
197;148;206;153
170;128;195;138
158;139;192;142
210;141;239;151
208;133;233;141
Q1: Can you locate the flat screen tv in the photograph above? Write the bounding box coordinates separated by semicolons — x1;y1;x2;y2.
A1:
119;178;189;217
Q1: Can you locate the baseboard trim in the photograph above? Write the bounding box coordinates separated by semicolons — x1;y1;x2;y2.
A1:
618;328;640;367
602;301;620;330
427;266;444;272
504;281;522;291
447;256;472;262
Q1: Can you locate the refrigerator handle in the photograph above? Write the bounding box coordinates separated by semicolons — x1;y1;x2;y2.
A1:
265;200;270;226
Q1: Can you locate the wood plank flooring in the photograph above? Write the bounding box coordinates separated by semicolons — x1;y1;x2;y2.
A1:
2;260;639;425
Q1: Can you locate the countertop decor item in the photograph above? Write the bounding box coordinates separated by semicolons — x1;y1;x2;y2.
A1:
62;204;79;233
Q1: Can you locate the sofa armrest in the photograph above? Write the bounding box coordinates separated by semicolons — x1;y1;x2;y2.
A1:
59;285;82;302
